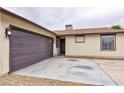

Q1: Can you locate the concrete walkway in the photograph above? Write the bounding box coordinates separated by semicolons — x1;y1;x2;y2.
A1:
13;56;117;86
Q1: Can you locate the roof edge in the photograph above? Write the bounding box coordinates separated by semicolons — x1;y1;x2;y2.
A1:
54;28;124;36
0;7;56;35
54;27;109;32
55;32;124;36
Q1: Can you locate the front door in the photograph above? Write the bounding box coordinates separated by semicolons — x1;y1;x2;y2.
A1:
60;39;65;54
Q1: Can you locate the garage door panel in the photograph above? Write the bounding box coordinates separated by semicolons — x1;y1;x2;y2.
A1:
11;40;52;49
10;29;53;72
12;48;52;56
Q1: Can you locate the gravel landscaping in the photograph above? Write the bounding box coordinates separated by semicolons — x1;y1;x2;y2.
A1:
0;74;91;86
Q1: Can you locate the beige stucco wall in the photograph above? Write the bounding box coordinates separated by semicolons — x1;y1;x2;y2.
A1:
56;48;60;55
66;33;124;59
0;12;2;75
0;12;56;76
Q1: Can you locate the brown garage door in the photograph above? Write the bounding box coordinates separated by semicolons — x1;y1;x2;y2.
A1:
9;29;53;72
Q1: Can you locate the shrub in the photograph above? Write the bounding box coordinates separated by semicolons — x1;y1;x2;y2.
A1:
111;24;121;30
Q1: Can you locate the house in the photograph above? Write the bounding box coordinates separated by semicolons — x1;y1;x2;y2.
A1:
55;25;124;59
0;8;124;76
0;8;57;76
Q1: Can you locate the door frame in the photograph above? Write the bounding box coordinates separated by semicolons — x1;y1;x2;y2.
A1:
60;38;65;55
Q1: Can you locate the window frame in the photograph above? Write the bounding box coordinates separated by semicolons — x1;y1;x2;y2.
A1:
75;35;85;43
100;34;116;51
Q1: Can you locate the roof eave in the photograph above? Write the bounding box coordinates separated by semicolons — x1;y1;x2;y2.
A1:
0;7;56;35
55;31;124;36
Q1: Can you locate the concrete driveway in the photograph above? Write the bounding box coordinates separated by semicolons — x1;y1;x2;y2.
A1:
13;56;117;86
93;59;124;86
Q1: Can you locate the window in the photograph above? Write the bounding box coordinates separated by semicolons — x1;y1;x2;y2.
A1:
75;35;85;43
101;34;116;51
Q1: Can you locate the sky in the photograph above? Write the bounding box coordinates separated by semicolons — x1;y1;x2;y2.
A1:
4;7;124;31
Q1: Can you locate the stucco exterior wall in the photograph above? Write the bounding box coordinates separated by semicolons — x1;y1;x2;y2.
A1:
56;48;60;55
0;12;56;75
66;33;124;59
0;12;2;75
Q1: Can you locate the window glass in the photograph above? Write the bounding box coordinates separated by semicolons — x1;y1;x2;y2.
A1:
75;35;85;43
101;35;116;51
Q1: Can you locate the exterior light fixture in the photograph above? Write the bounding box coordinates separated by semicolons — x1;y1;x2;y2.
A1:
5;28;11;38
